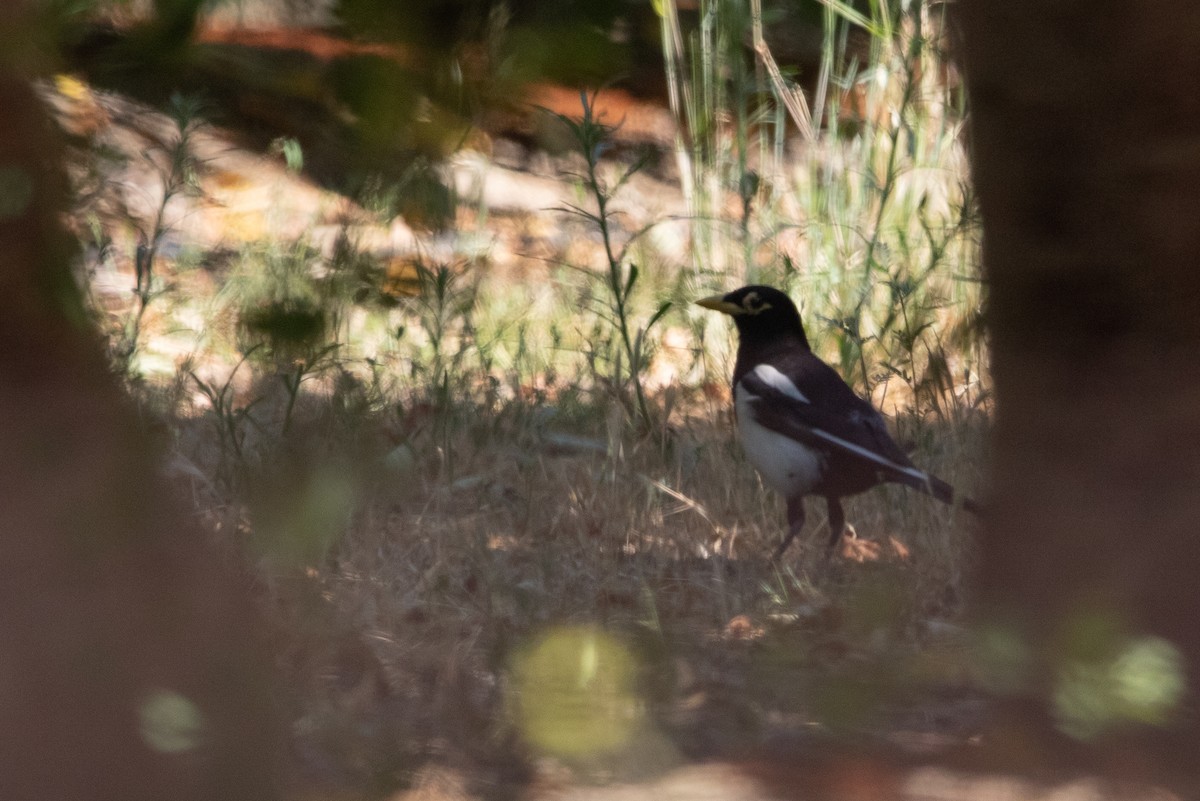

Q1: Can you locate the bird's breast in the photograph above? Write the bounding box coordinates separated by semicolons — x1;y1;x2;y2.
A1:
734;382;823;496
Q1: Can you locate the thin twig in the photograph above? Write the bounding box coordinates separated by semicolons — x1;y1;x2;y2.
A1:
750;0;815;143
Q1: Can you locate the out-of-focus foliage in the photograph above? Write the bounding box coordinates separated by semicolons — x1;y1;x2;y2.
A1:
510;626;643;758
52;0;670;227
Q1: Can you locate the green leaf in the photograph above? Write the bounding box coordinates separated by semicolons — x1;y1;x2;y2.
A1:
624;263;639;298
646;301;672;330
612;150;651;194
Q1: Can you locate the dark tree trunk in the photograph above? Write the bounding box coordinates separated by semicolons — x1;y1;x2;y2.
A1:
957;0;1200;788
0;7;281;800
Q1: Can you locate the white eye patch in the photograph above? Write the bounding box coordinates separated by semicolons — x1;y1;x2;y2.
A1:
741;291;773;314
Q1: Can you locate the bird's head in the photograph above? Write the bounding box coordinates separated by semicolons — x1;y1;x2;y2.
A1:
697;285;809;347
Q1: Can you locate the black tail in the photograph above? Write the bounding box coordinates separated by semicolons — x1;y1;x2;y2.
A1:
893;469;982;516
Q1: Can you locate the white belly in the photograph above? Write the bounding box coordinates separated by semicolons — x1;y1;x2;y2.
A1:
735;383;823;496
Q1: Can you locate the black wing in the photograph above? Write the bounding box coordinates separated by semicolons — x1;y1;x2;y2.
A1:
739;370;980;512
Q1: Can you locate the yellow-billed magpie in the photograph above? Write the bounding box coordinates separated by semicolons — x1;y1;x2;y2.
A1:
698;285;980;560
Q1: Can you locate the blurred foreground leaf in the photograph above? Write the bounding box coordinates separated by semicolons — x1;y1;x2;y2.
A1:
511;625;642;757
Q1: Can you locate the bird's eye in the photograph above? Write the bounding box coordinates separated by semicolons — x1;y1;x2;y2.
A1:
741;292;771;314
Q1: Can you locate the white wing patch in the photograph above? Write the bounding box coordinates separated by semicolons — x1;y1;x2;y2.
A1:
747;364;809;402
736;364;932;493
808;428;931;486
735;379;821;495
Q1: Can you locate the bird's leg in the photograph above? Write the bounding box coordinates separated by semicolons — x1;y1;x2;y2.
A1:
771;496;806;562
825;496;846;555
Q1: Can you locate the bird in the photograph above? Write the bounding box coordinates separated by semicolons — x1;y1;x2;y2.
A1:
697;285;980;560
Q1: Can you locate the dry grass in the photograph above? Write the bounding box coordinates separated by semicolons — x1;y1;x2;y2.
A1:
157;369;988;798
